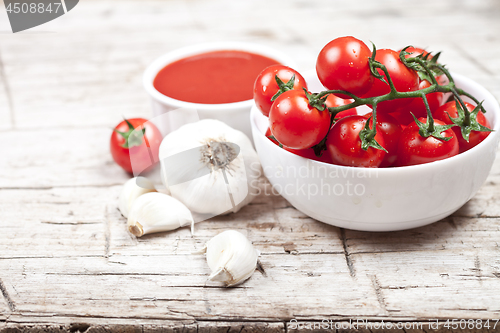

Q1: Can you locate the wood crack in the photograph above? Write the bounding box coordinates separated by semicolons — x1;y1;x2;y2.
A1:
0;278;15;312
370;274;387;313
104;205;111;258
340;228;356;278
474;255;483;285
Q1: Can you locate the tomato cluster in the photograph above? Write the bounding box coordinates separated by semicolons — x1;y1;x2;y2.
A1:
253;37;491;168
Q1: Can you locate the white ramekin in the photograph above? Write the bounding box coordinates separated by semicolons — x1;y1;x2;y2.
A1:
143;42;296;139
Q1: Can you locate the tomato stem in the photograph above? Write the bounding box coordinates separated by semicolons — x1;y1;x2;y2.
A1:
271;74;296;102
116;118;146;149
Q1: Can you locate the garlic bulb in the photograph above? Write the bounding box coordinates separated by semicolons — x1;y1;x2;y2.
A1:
199;230;259;287
118;177;156;218
127;192;194;237
159;119;262;217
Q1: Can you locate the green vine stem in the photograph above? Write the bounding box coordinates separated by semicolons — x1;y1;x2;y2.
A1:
301;45;493;156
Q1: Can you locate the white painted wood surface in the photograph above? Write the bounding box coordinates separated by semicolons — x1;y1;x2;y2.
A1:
1;0;500;332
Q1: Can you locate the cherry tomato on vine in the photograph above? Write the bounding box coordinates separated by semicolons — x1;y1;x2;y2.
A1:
402;47;432;59
326;115;386;168
433;101;491;152
362;49;419;114
325;94;358;119
265;128;333;163
253;65;308;117
390;47;445;124
363;112;402;167
316;36;374;98
396;118;459;166
110;118;163;174
390;79;445;125
269;90;331;150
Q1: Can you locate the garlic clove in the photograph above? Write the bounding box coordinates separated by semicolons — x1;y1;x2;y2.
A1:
202;230;259;287
127;192;194;237
118;177;156;218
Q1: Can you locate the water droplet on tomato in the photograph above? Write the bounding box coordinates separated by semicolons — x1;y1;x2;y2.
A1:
349;62;354;67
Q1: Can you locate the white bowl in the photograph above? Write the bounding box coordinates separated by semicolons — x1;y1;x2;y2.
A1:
251;72;500;231
143;42;296;139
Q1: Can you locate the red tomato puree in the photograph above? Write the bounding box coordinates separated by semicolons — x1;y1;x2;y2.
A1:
153;50;280;104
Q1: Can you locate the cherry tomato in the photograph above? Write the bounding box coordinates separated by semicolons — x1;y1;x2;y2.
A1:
269;90;331;150
390;47;444;124
325;94;358;119
265;128;333;163
110;118;163;174
390;79;445;125
253;65;307;117
433;101;491;152
316;36;373;98
326;115;386;167
363;112;402;167
362;49;419;114
396;118;459;166
402;47;432;59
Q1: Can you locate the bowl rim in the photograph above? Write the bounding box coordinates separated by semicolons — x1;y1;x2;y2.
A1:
251;71;500;173
143;41;296;111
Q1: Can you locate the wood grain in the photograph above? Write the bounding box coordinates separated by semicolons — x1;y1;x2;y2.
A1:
1;0;500;331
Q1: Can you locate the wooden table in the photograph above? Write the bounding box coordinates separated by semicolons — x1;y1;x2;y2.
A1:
1;0;500;332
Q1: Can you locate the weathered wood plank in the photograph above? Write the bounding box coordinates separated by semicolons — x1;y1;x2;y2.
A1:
0;322;286;333
109;184;345;257
0;253;382;320
0;128;129;188
0;187;114;258
343;217;500;254
352;251;500;319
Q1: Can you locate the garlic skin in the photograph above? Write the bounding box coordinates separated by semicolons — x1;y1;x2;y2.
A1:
118;177;156;218
127;192;194;237
159;119;262;217
201;230;259;287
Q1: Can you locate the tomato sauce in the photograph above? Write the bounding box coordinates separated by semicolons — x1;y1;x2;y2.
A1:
153;50;280;104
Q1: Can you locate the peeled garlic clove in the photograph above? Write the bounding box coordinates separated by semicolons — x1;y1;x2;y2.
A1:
127;192;194;237
202;230;259;287
118;177;156;218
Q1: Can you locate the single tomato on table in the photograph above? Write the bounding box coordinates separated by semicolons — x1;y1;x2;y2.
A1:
316;36;374;98
326;115;386;168
433;101;491;152
253;65;307;117
362;49;419;114
269;90;331;150
396;118;459;167
110;118;163;174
